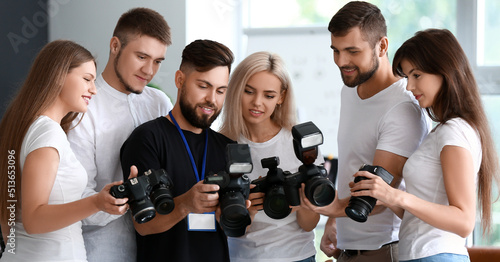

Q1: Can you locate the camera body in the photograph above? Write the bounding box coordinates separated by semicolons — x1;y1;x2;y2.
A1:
284;163;332;206
345;164;394;222
204;143;253;237
110;169;174;224
283;122;336;207
250;157;291;219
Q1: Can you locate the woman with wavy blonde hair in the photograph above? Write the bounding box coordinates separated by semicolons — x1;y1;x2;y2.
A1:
220;51;320;262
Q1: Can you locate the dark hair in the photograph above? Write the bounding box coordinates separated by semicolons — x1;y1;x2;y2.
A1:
0;40;95;223
113;7;171;47
393;28;499;233
179;39;234;74
328;1;387;48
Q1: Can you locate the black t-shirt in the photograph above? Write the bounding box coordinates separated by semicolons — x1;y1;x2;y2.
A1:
120;116;234;262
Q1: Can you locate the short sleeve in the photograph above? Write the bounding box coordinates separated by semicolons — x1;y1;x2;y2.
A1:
21;117;67;167
120;122;163;180
377;101;430;158
436;119;478;153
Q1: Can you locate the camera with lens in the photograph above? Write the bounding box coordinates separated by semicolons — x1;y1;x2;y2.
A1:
110;169;174;224
345;164;394;223
250;157;291;219
283;121;336;207
204;143;253;237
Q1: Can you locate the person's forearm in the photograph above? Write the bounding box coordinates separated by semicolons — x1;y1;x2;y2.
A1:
296;208;320;231
397;191;475;237
22;194;100;234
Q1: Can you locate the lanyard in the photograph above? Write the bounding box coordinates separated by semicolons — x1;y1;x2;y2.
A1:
169;111;208;182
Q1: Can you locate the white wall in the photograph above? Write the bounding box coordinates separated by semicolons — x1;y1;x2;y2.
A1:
48;0;186;101
186;0;243;63
245;27;342;156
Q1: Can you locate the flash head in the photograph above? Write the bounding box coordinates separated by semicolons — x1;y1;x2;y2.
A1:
292;122;323;165
226;144;253;174
292;121;323;149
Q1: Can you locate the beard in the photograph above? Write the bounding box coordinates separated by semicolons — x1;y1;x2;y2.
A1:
341;51;379;88
114;49;143;94
179;85;220;129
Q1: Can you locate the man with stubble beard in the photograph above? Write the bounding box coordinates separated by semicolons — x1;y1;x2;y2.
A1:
120;39;235;262
67;8;173;262
300;2;430;262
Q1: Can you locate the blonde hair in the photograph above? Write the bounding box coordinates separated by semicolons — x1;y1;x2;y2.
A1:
220;51;296;140
0;40;95;223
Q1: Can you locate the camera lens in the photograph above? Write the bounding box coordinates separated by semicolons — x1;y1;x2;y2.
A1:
150;188;174;215
264;186;291;219
345;196;374;222
305;176;335;206
219;191;251;237
345;173;381;223
129;198;156;224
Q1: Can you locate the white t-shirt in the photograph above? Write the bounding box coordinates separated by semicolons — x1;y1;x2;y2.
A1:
67;75;173;262
2;116;87;261
227;128;323;262
399;118;481;261
336;78;430;250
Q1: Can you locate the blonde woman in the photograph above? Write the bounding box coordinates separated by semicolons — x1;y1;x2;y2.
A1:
220;51;321;262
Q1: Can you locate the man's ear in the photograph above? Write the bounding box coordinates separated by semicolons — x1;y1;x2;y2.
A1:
378;36;389;57
175;70;185;89
110;36;121;55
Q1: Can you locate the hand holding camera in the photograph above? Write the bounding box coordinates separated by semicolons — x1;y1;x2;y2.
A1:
204;143;253;237
251;157;292;219
251;122;336;220
110;169;174;224
284;122;336;208
345;164;394;223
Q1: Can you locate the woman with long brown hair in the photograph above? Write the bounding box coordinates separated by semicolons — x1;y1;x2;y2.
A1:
350;29;499;262
0;40;130;261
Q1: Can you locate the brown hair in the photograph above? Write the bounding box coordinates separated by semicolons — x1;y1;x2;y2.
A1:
113;7;172;47
0;40;95;223
328;1;387;48
393;29;500;233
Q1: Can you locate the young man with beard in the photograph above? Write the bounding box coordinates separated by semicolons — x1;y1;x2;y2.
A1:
301;2;430;262
119;39;235;262
67;8;173;262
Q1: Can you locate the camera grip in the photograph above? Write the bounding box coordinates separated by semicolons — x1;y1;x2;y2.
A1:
109;184;127;199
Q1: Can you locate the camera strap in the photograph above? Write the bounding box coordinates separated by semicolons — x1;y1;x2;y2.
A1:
169;111;208;182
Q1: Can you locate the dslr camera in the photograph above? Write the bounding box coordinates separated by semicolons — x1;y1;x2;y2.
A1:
345;164;394;222
283;121;336;207
250;156;292;219
204;144;253;237
110;169;174;224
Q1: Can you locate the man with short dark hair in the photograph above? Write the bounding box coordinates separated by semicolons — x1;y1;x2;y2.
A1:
67;7;173;262
301;2;430;261
120;39;235;262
